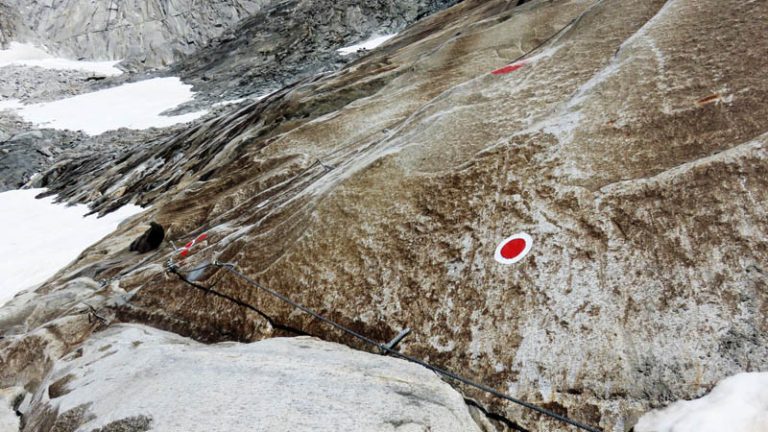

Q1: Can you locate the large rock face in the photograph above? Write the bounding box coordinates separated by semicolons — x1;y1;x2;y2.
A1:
7;0;264;68
20;324;483;432
2;0;768;431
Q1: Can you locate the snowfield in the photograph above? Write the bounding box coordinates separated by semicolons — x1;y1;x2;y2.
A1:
337;34;397;55
0;188;143;306
635;372;768;432
0;42;122;76
0;77;208;135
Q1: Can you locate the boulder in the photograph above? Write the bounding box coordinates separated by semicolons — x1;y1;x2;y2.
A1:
21;324;483;432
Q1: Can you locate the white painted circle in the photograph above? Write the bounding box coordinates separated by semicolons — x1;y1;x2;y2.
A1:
494;232;533;265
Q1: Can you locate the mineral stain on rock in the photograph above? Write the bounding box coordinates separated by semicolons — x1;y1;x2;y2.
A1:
696;93;722;106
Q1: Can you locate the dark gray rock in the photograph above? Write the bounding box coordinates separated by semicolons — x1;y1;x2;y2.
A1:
173;0;460;102
0;65;119;103
0;122;84;192
129;222;165;253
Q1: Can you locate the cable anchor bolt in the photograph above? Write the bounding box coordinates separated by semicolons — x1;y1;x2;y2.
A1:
380;327;411;355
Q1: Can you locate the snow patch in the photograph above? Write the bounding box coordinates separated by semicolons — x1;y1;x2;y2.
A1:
0;42;122;76
0;189;143;306
212;97;248;107
0;77;208;135
212;93;270;108
338;34;397;55
0;99;22;111
635;373;768;432
0;387;23;432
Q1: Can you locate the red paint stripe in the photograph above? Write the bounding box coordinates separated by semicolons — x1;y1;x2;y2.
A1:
179;232;208;257
491;62;525;75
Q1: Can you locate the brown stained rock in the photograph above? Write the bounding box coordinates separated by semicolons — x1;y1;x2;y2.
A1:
48;374;75;399
6;0;768;431
0;315;98;393
89;415;152;432
22;403;93;432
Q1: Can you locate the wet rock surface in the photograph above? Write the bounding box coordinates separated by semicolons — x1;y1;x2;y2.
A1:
1;0;767;431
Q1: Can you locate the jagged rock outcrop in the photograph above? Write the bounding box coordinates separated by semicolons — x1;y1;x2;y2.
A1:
2;0;768;431
173;0;460;100
0;116;84;192
20;324;482;432
7;0;457;73
6;0;264;69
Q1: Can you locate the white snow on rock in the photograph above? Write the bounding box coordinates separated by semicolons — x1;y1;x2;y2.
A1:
212;97;249;107
212;92;273;108
0;387;24;432
0;188;142;306
338;34;397;55
0;99;22;111
635;372;768;432
0;42;122;76
28;324;482;432
0;77;208;135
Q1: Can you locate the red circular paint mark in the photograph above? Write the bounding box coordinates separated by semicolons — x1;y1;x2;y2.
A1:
495;232;532;265
500;238;527;260
491;62;525;75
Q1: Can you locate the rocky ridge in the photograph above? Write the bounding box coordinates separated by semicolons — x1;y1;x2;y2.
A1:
173;0;461;101
6;0;265;69
1;0;767;431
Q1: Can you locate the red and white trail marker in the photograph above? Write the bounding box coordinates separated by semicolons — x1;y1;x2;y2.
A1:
494;232;532;265
179;232;208;258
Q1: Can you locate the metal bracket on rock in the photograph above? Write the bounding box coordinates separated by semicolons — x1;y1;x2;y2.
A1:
316;159;335;172
380;327;411;355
